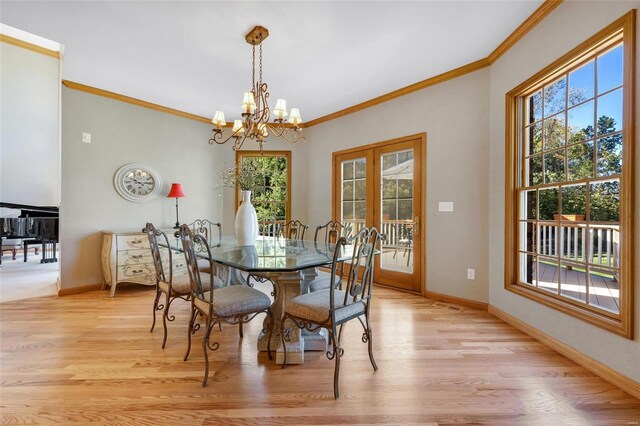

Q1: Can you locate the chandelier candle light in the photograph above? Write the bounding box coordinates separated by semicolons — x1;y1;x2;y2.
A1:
209;26;305;153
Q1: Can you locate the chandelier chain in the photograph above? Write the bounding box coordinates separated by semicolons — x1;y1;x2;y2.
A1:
259;43;263;87
252;45;256;93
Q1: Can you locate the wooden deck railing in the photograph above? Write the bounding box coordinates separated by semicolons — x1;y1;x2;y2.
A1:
537;223;619;269
342;219;413;248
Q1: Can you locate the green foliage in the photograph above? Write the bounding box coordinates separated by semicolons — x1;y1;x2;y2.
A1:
530;115;621;222
241;156;288;223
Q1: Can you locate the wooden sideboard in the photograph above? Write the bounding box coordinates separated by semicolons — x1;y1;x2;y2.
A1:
101;229;186;297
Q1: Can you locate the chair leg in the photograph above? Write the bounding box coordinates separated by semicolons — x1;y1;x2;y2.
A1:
331;326;341;399
202;319;215;387
184;306;198;362
12;249;16;260
365;314;378;371
150;289;161;332
239;322;243;338
266;310;274;361
161;293;171;349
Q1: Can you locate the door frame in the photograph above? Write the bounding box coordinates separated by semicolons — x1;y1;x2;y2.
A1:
331;133;427;295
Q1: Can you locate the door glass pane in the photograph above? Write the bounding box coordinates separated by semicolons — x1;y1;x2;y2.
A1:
340;159;365;236
380;149;414;273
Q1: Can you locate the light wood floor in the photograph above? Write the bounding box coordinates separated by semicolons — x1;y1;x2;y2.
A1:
1;285;639;425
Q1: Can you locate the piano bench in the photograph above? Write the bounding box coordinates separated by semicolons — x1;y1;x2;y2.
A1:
2;239;23;260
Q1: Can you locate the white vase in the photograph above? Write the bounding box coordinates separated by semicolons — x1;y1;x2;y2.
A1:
235;190;259;246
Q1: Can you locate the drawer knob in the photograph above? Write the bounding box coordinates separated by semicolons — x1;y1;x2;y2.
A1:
131;240;142;244
132;255;143;259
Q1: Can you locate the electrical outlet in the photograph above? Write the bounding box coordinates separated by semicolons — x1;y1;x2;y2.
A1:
81;132;92;143
467;269;475;280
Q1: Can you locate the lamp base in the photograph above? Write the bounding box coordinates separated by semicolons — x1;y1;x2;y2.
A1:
173;222;180;229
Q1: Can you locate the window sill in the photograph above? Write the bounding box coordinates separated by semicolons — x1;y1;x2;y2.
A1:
505;281;631;338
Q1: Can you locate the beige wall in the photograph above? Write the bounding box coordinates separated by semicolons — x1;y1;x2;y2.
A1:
304;69;491;303
488;1;640;381
61;88;227;289
1;42;60;206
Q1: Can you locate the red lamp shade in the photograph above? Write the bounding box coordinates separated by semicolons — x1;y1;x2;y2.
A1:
167;183;186;198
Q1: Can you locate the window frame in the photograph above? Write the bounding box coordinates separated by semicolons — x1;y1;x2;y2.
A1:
235;150;292;231
504;11;635;338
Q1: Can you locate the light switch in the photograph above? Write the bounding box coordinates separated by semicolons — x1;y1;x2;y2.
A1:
438;202;454;212
467;269;476;280
82;132;92;143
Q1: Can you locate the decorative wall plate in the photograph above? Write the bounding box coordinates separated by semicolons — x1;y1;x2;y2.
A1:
113;163;162;203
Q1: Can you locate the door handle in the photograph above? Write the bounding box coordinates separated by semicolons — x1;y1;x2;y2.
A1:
413;216;420;236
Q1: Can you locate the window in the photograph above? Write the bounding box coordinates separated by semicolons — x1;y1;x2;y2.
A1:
505;12;634;337
236;151;291;236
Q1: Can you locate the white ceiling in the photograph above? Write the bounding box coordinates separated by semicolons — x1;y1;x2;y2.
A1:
1;1;543;123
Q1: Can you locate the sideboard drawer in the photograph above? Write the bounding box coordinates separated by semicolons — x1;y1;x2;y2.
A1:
117;249;153;266
117;263;155;283
116;235;149;251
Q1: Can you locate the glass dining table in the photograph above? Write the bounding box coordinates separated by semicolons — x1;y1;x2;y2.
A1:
165;234;353;364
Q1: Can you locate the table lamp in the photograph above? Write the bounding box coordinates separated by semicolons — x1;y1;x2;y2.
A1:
167;183;186;229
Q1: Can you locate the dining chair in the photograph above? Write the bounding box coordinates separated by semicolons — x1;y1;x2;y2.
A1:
178;225;274;387
143;223;223;349
308;221;353;292
280;227;383;398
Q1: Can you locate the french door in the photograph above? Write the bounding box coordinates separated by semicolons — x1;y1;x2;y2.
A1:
333;134;424;292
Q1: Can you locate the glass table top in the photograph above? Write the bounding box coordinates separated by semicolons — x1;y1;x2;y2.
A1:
164;235;353;273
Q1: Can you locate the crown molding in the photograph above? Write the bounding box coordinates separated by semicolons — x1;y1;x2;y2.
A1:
0;34;59;59
487;0;563;64
302;58;490;128
62;80;212;124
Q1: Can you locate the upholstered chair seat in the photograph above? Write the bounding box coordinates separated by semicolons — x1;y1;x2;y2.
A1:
197;259;212;273
308;271;341;292
194;285;272;317
285;289;366;324
159;273;222;295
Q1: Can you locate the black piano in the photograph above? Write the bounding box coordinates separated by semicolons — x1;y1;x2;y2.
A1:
0;202;59;265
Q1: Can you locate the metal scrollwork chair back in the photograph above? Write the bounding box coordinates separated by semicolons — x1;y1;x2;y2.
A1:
280;226;384;398
308;220;354;292
314;220;352;244
178;225;274;387
188;219;222;246
279;220;309;241
185;219;231;285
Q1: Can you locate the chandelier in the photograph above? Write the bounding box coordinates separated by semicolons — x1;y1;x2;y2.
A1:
208;25;305;152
